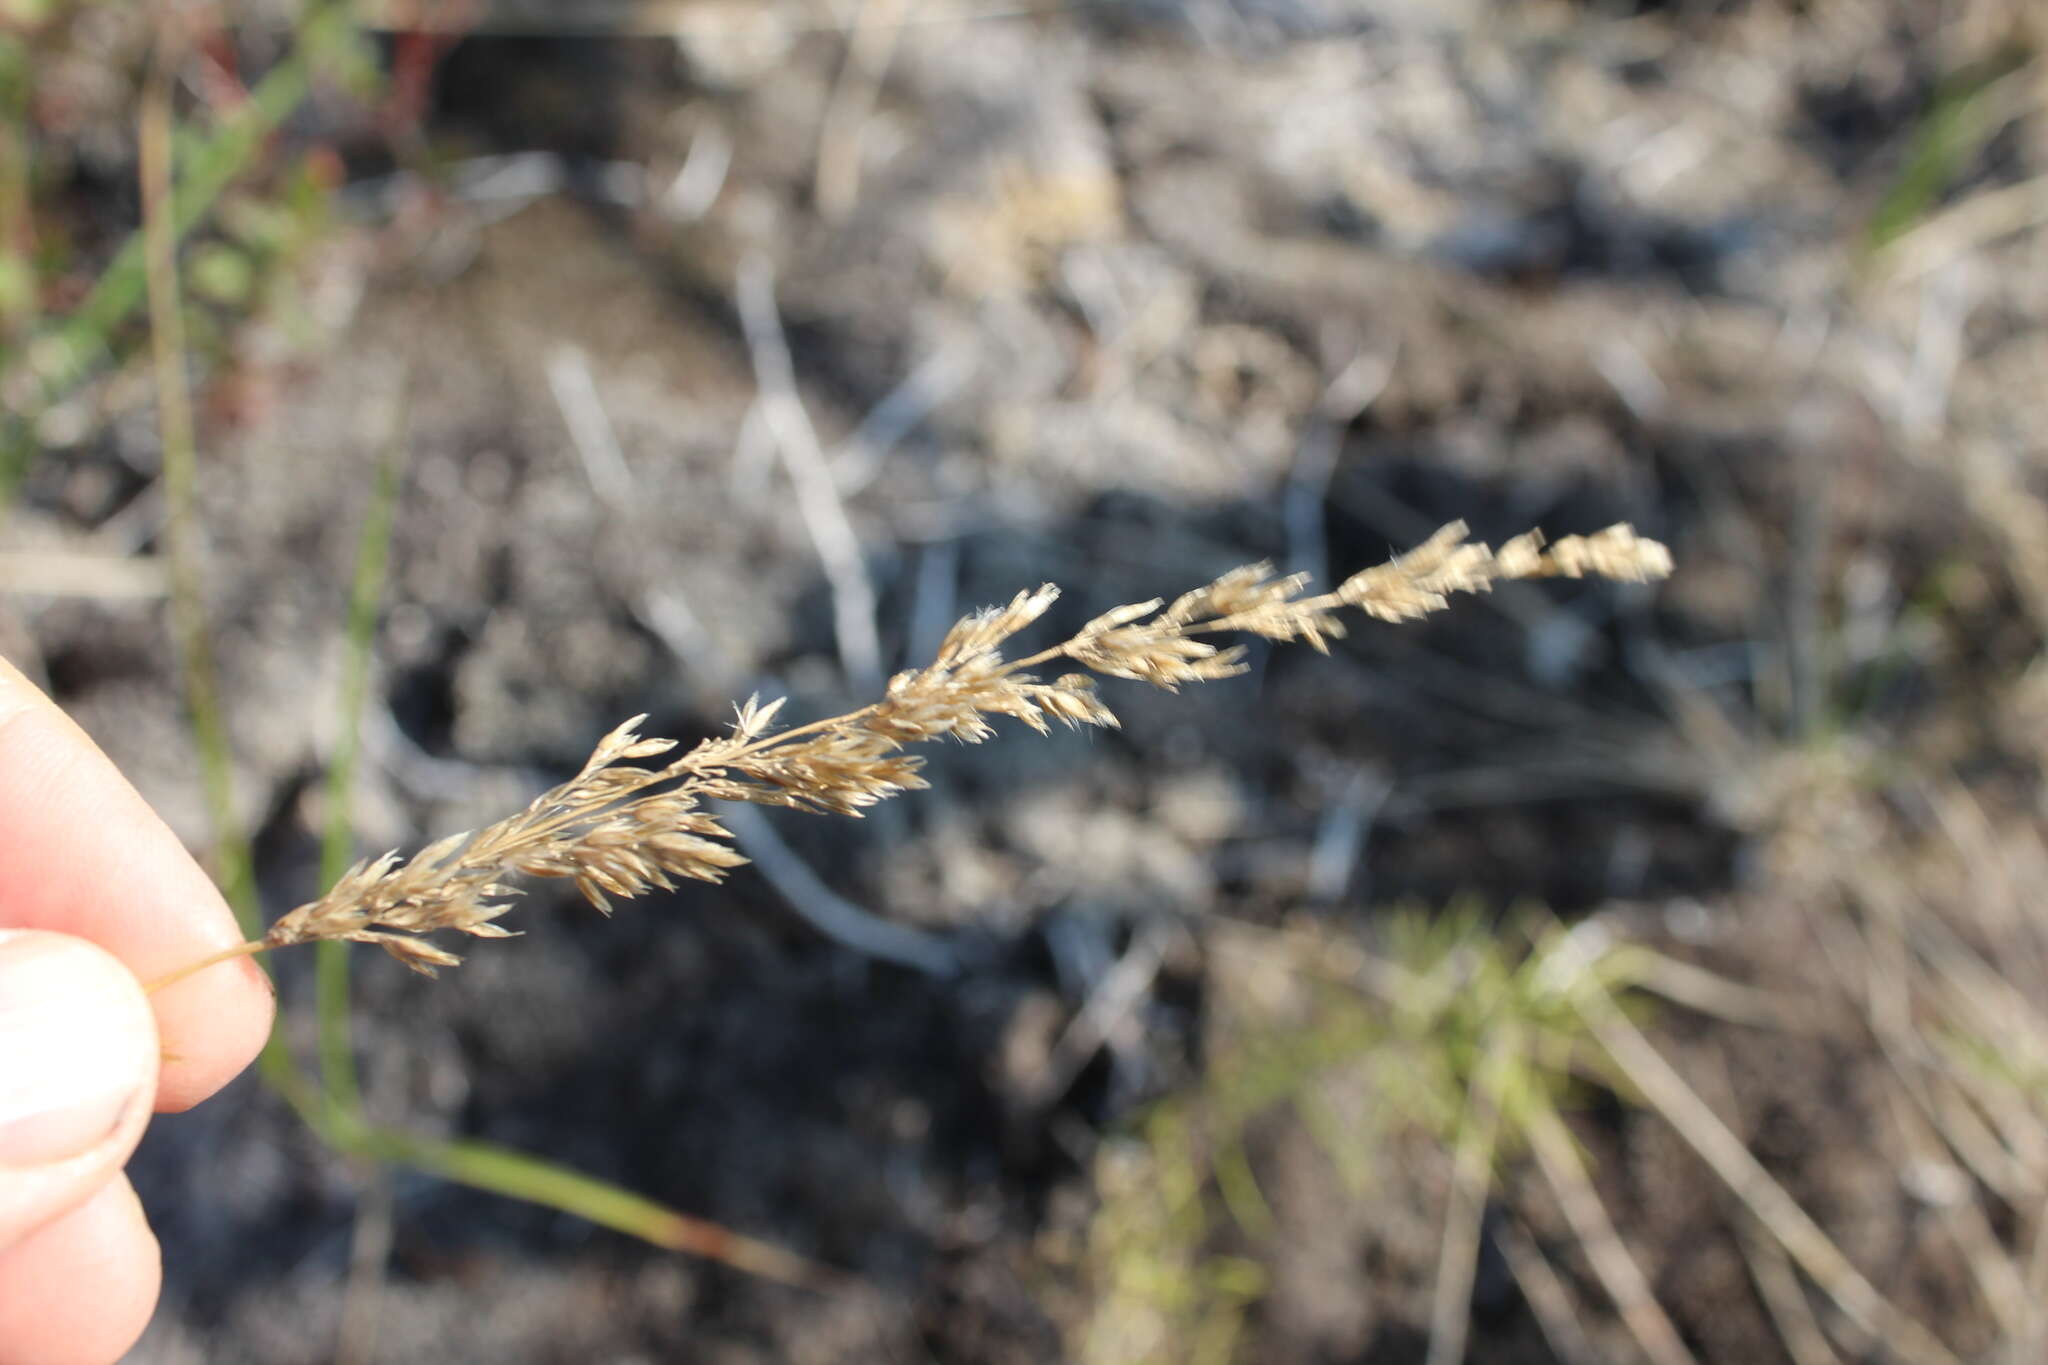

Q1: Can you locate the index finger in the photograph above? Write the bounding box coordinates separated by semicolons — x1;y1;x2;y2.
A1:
0;656;273;1112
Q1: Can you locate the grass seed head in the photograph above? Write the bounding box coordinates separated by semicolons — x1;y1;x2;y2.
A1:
254;522;1669;973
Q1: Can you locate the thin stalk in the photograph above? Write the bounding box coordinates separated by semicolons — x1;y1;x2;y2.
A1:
1424;1031;1511;1365
313;945;359;1116
146;939;269;995
1524;1093;1697;1365
249;1046;822;1286
354;1126;832;1289
316;403;407;1121
141;22;317;1119
142;49;255;927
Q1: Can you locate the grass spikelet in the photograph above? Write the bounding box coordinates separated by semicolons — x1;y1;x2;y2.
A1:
149;521;1671;989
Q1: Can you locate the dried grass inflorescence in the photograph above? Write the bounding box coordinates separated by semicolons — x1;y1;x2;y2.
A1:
230;521;1670;979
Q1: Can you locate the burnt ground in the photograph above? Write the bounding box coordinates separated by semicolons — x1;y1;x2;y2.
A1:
8;0;2048;1361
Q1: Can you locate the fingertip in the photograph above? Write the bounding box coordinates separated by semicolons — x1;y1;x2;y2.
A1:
149;952;275;1112
0;933;157;1252
0;659;275;1110
0;1175;161;1365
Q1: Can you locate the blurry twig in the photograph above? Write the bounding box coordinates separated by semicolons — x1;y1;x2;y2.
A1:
1624;948;1824;1034
0;552;168;598
546;343;636;508
815;0;912;222
1523;1096;1698;1365
1305;767;1389;904
1880;1085;2025;1341
2017;1192;2048;1365
1424;1035;1510;1365
735;252;884;695
1896;263;1977;443
1739;1222;1844;1365
1592;336;1666;422
314;407;405;1365
1286;346;1394;586
1497;1216;1600;1365
715;801;958;977
664;119;733;222
1016;921;1172;1113
546;342;729;687
1690;1047;1843;1365
831;346;974;495
906;538;961;666
0;66;33;343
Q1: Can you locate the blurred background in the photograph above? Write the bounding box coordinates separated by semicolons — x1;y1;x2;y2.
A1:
5;0;2048;1361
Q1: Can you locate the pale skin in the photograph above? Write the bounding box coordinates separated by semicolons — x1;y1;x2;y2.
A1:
0;657;273;1365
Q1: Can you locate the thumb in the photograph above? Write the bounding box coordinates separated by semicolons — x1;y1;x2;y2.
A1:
0;931;158;1250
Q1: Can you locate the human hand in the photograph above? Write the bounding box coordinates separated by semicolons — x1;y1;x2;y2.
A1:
0;657;274;1365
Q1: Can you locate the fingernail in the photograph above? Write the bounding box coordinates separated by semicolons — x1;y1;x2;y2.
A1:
0;930;153;1166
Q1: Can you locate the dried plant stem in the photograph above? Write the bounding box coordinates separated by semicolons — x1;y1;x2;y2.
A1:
1424;1032;1511;1365
1496;1215;1601;1365
2016;1191;2048;1365
1739;1220;1846;1365
1577;982;1965;1365
1524;1094;1698;1365
148;939;270;994
715;801;957;975
149;521;1672;992
737;252;884;694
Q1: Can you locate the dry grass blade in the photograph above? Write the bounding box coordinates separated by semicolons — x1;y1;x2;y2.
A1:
1738;1221;1844;1365
1523;1096;1698;1365
1496;1215;1601;1365
2018;1192;2048;1365
1880;1083;2027;1343
149;521;1670;988
1424;1035;1511;1365
736;252;884;694
1575;981;1965;1365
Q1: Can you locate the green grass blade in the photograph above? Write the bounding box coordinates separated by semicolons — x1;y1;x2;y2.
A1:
143;50;254;931
1866;55;2033;252
316;399;408;1122
29;3;363;408
142;40;322;1115
2;0;368;498
357;1126;833;1289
